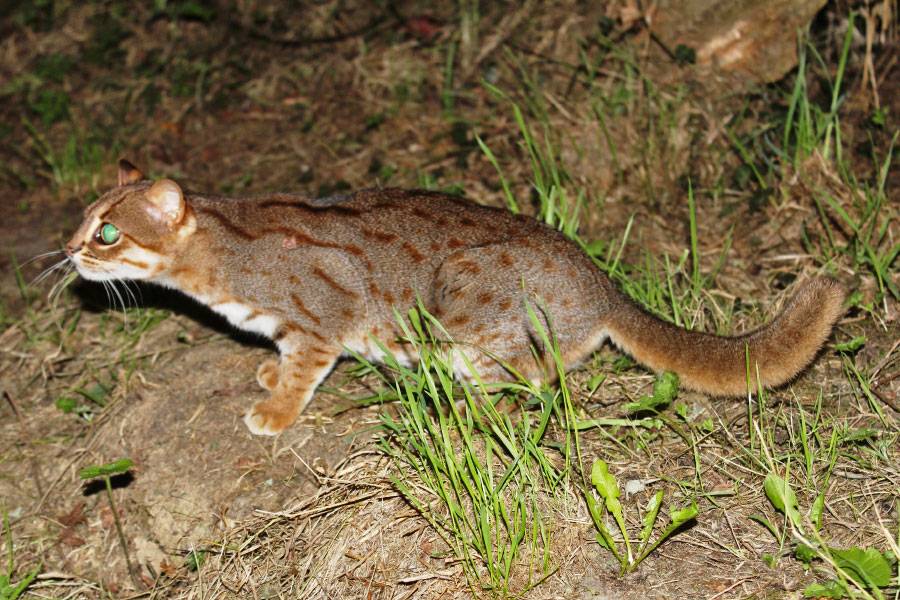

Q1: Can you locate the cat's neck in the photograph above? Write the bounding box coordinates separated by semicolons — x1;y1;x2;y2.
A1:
152;203;219;298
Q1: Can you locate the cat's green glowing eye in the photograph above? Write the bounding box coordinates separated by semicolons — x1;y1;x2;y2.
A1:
97;223;120;245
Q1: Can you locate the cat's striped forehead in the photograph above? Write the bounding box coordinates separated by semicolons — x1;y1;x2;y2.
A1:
75;181;172;249
71;183;147;241
83;181;152;220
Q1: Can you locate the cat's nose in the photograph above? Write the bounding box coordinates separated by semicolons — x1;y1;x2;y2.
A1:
65;242;82;256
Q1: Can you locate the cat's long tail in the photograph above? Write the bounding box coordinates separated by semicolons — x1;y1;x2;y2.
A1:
604;278;846;396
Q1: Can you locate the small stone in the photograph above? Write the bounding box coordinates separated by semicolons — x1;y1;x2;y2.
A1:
624;479;646;496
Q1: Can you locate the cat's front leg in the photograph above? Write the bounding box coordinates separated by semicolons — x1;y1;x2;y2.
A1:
243;341;341;436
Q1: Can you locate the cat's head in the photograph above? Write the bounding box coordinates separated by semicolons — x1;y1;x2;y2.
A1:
65;160;192;282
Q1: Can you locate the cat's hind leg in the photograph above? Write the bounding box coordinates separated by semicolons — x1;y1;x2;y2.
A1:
432;251;545;384
431;240;599;385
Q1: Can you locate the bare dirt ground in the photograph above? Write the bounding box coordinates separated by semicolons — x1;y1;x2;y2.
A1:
1;2;897;598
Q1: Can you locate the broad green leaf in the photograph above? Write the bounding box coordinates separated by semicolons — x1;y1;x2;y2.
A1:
839;428;879;444
763;472;801;525
591;460;620;502
833;336;866;352
803;580;847;598
584;490;604;524
653;372;680;402
795;543;817;565
590;460;629;556
79;458;134;480
630;502;698;572
830;546;893;588
624;372;679;414
595;533;611;550
810;493;825;532
669;502;698;528
640;491;664;545
591;460;624;518
624;394;667;414
55;396;77;413
75;383;109;406
585;492;621;563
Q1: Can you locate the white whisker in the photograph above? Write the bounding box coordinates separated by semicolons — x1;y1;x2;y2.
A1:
123;279;143;304
119;279;144;324
48;264;77;307
31;258;69;287
118;278;139;309
108;279;124;312
103;272;130;328
21;249;65;269
101;280;113;312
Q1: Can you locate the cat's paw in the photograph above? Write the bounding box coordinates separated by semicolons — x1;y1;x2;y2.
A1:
256;359;280;391
243;397;297;436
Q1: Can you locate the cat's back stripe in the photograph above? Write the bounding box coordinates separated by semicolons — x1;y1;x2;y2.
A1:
311;267;358;297
290;293;321;325
195;206;257;240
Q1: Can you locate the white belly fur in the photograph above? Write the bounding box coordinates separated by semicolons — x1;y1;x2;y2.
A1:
212;301;280;339
343;336;414;367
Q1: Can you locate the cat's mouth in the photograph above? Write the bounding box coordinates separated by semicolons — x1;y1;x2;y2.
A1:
68;253;111;282
68;251;160;282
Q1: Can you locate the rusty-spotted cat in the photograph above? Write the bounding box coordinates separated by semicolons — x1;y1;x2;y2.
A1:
64;160;846;435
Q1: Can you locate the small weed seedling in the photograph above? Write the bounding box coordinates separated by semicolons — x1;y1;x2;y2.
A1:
623;371;680;415
760;471;898;600
1;512;39;600
79;458;139;587
585;459;698;575
185;548;206;572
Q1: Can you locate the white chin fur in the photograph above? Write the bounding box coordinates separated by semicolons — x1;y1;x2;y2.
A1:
76;264;151;281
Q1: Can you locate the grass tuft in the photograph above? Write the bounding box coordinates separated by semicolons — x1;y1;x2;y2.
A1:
364;305;563;595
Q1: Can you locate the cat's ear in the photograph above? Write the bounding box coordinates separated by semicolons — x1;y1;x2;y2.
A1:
145;179;185;229
117;159;145;186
